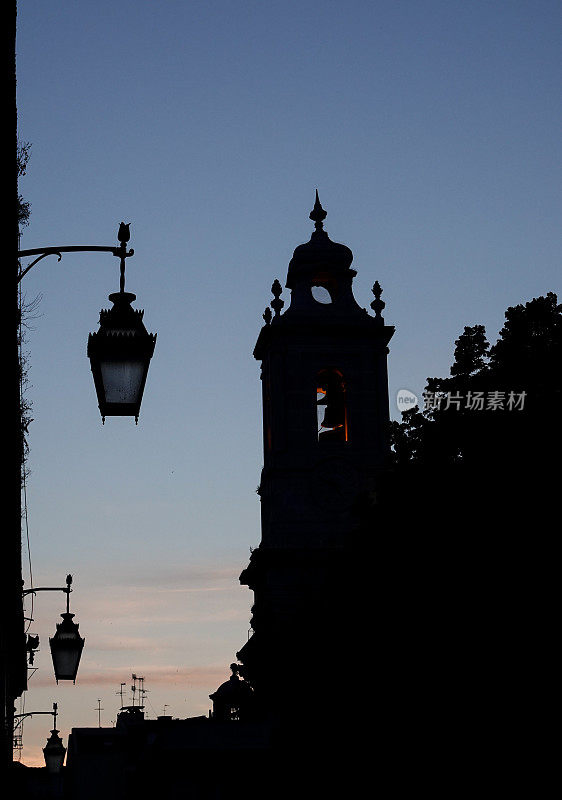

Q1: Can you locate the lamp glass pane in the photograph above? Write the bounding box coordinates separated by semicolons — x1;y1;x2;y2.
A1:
44;748;66;773
52;647;81;680
100;360;144;404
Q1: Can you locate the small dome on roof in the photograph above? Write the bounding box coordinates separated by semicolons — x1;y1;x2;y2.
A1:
209;664;253;705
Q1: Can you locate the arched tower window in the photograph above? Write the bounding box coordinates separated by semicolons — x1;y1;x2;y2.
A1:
311;284;333;304
316;369;348;442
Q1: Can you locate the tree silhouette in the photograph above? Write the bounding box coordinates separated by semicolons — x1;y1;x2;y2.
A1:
353;293;562;782
390;292;562;486
450;323;490;378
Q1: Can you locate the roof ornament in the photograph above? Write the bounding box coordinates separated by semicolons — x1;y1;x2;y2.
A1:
309;189;328;235
371;281;385;323
262;307;272;325
270;279;284;317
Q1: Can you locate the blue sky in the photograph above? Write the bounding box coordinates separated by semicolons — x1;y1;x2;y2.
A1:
16;0;561;764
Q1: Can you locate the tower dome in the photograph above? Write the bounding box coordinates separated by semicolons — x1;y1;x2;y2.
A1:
281;192;363;315
286;191;354;291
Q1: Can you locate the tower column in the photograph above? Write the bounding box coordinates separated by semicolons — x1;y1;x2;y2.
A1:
238;195;394;725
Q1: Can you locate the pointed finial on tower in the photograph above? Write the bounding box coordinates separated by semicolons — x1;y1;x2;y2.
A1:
309;190;327;233
270;279;284;317
371;281;386;323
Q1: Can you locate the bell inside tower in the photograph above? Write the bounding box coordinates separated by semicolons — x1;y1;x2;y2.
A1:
316;369;347;442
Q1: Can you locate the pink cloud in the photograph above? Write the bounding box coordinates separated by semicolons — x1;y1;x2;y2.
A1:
31;664;227;689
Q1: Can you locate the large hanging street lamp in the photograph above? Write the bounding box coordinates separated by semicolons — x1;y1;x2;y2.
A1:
87;223;156;423
23;574;85;684
18;222;156;423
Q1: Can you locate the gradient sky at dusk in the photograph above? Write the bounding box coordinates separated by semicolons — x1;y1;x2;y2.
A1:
16;0;561;765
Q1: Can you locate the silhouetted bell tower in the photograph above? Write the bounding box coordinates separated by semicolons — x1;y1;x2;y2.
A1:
237;194;394;724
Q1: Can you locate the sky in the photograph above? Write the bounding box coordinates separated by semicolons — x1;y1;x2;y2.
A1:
15;0;561;765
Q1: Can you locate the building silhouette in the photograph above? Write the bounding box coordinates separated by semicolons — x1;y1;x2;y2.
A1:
237;195;394;700
236;193;394;783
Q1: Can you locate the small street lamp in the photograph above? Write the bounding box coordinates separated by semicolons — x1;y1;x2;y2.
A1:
23;574;85;684
49;575;85;684
13;702;66;773
42;703;66;774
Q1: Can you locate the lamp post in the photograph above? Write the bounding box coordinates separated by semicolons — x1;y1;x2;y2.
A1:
13;702;66;772
22;574;85;684
42;703;66;774
18;221;157;423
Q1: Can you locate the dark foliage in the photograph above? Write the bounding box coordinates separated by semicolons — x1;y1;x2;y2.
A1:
17;140;34;483
390;292;562;484
17;140;31;229
356;294;562;785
